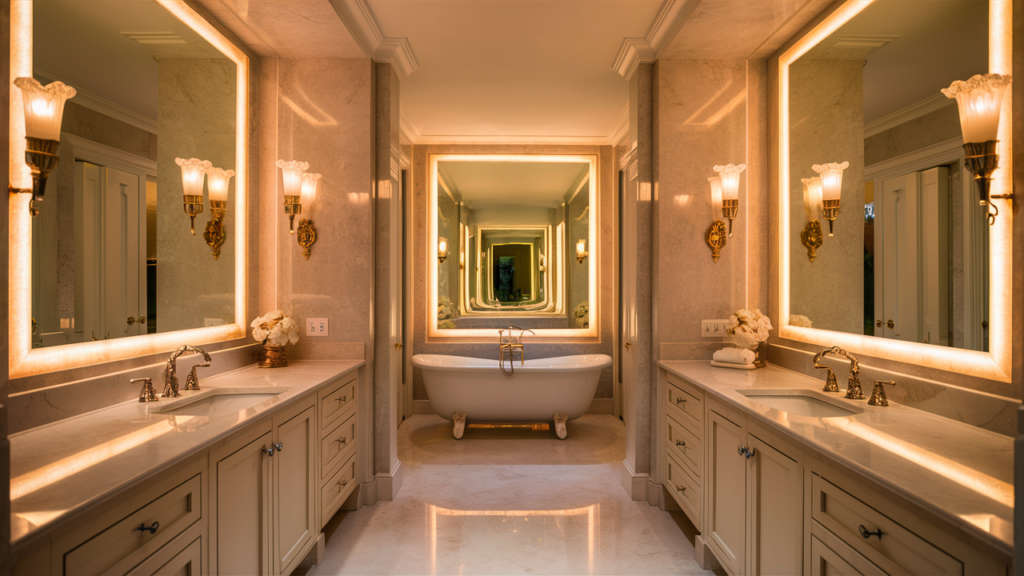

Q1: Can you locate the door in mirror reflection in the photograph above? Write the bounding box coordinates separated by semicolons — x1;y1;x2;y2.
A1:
787;0;989;351
29;0;238;347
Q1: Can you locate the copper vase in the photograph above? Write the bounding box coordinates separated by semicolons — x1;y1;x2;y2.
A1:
259;344;288;368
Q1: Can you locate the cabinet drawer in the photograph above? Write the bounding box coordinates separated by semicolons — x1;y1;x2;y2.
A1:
666;413;700;477
811;474;961;575
126;530;202;576
65;474;201;576
321;411;357;480
666;376;702;432
666;453;700;527
320;376;357;431
810;533;886;576
321;452;358;527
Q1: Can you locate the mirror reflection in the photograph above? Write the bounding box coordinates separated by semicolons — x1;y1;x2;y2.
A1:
788;0;989;351
30;0;237;348
436;160;592;330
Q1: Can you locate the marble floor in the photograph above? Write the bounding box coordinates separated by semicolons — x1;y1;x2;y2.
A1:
300;414;716;575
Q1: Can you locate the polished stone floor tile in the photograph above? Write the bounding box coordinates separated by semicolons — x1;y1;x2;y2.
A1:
302;415;713;575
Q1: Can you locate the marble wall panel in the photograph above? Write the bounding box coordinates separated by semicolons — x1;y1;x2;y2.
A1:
62;102;157;162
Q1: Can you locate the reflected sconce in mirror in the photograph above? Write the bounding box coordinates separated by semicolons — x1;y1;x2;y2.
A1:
276;159;309;233
941;74;1012;224
812;161;848;237
296;172;320;260
576;239;588;264
713;163;745;237
459;251;465;270
176;157;211;235
203;167;234;259
800;177;824;262
438;237;449;264
705;176;727;262
11;78;77;216
539;253;545;273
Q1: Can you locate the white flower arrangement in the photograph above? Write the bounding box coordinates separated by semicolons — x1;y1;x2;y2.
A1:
726;308;773;350
574;301;589;329
438;296;455;320
251;310;300;347
789;314;813;328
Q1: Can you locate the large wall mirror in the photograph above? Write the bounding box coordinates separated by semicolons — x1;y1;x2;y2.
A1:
430;155;598;336
778;0;1011;381
10;0;249;377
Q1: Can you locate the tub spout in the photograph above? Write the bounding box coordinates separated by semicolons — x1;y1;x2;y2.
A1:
498;325;535;378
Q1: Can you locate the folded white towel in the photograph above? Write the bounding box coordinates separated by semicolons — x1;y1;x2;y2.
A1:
713;347;755;365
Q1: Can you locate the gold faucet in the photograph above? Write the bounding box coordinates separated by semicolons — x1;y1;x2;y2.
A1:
164;345;212;397
813;346;863;399
868;380;895;406
498;325;534;378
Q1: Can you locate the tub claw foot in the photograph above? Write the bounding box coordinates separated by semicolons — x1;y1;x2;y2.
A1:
554;412;568;439
452;412;467;439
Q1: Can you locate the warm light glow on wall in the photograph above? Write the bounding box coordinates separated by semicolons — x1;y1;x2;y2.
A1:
9;0;250;378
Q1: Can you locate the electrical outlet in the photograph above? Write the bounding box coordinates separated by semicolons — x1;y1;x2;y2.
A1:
701;319;729;337
307;318;328;336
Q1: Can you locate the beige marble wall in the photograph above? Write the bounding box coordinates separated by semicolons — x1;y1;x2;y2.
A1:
788;58;864;335
157;57;238;332
864;104;960;167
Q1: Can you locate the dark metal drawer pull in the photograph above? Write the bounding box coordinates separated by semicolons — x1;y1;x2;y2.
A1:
859;525;883;540
134;522;160;535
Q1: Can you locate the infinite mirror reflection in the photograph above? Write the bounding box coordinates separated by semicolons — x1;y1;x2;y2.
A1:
788;0;989;351
30;0;237;347
436;160;592;330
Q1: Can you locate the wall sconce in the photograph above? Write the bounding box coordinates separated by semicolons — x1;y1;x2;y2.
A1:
277;159;309;233
203;167;233;259
296;172;320;260
800;177;824;262
576;239;588;264
705;176;727;263
539;252;545;273
438;237;449;264
812;161;848;236
459;251;465;270
713;163;745;237
11;78;77;216
176;157;211;235
941;73;1012;224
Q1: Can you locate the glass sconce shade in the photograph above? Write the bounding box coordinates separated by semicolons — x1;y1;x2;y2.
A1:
438;237;449;263
176;158;211;198
205;167;234;204
276;160;309;197
941;74;1011;143
801;177;822;221
576;239;588;264
300;172;321;217
812;162;848;202
14;77;76;141
708;177;723;211
713;164;745;201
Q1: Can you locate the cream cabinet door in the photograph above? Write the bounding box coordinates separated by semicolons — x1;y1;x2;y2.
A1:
747;434;802;575
705;408;746;575
273;406;317;575
217;431;273;576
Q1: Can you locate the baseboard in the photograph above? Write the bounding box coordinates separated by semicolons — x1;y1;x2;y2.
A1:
647;478;661;506
375;459;404;501
411;398;614;416
621;459;649;501
346;479;377;510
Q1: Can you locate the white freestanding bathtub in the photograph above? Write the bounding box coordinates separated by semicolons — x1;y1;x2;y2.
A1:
412;354;612;438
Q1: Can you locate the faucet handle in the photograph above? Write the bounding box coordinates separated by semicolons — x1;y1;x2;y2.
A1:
131;378;158;403
867;380;895;407
185;367;202;391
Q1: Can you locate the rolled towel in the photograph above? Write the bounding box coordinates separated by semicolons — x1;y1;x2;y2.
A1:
713;347;755;365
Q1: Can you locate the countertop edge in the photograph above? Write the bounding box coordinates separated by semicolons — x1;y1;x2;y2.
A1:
658;360;1014;557
10;360;364;550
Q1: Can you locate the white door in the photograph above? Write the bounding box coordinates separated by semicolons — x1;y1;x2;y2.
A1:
217;431;273;576
102;166;146;340
273;406;316;574
74;162;102;341
706;409;746;575
919;167;949;346
877;172;920;342
747;434;802;575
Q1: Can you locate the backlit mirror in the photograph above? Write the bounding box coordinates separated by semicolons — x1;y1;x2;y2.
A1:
787;0;989;351
432;156;596;332
28;0;238;348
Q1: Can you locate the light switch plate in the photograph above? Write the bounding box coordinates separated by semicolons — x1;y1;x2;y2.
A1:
701;319;729;337
307;318;328;336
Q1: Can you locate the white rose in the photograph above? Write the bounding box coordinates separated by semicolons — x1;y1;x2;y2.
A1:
736;309;755;323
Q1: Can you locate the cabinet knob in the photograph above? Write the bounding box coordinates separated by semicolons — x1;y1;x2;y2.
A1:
274;442;283;452
886;319;895;329
676;485;686;492
336;396;347;403
126;316;136;326
675;440;685;447
133;521;159;535
858;525;883;540
264;446;275;457
744;447;756;459
338;479;348;487
336;437;347;444
875;320;882;328
738;445;746;456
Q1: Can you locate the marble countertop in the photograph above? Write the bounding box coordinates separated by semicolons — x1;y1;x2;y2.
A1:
659;361;1014;555
9;360;363;547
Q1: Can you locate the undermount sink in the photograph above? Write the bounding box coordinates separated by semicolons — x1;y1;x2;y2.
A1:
738;389;863;418
153;388;286;416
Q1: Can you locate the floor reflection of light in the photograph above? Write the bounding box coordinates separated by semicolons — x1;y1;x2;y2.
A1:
428;504;598;575
11;416;194;500
831;420;1013;507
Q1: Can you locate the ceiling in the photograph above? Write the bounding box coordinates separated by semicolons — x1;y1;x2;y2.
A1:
440;161;589;208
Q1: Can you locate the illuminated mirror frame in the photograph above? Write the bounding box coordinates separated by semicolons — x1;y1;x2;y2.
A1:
777;0;1012;382
429;154;598;339
9;0;249;378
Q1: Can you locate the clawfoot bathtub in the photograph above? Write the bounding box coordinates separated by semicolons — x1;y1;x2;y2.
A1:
411;354;612;439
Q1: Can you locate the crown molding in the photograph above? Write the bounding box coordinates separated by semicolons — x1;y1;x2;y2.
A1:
863;93;955;139
62;133;158;177
36;69;157;135
607;103;629;146
611;0;699;78
329;0;419;80
399;100;422;144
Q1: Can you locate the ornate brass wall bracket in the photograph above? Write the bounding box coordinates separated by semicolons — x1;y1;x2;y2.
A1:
183;194;203;235
284;195;301;233
963;141;1014;225
203;201;227;259
721;199;738;237
705;219;727;263
297;218;317;260
800;220;824;262
10;137;60;216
